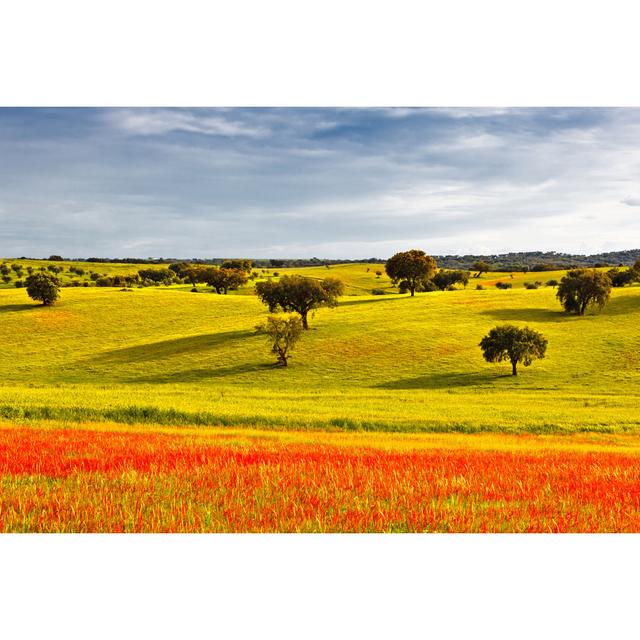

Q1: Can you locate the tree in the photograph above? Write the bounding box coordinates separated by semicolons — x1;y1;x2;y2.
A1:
431;269;470;291
607;267;636;288
255;275;344;329
385;250;437;296
221;259;252;273
25;272;61;305
182;265;204;288
258;315;303;366
202;267;248;294
472;261;491;278
480;324;547;376
556;269;612;315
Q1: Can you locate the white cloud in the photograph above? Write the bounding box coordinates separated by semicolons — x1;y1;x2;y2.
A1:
622;197;640;206
107;109;270;138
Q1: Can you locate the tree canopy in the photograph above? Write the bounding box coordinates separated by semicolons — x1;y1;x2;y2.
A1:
556;269;612;315
385;250;437;296
431;269;470;291
479;324;547;376
25;272;61;306
472;261;491;277
202;267;248;294
255;275;344;329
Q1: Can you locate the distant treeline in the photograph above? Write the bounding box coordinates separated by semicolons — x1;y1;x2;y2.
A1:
16;249;640;271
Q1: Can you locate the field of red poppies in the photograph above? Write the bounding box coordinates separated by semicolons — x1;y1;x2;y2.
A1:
1;424;638;533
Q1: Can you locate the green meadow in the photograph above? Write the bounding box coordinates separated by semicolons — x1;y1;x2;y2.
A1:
1;261;639;434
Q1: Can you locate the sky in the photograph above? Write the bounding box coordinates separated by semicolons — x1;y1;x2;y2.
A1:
1;107;639;259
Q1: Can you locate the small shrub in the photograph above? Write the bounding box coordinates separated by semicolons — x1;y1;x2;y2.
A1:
546;279;558;287
476;284;485;290
495;281;512;289
371;288;386;295
524;282;539;290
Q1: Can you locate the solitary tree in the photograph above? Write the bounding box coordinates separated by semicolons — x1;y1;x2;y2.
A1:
25;272;61;306
480;324;548;376
258;315;303;366
255;275;344;329
556;269;612;315
385;250;437;296
472;261;491;278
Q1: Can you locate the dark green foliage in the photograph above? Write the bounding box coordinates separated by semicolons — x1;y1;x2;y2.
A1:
25;272;61;305
14;280;24;288
472;261;491;277
257;315;304;366
202;267;248;294
371;288;386;295
476;284;485;290
0;263;10;276
546;279;559;287
432;269;470;291
479;324;548;376
557;269;612;315
385;250;437;296
137;268;175;283
495;281;512;289
221;259;252;272
255;275;344;329
47;264;63;274
168;262;190;277
48;255;64;261
607;267;636;288
523;282;539;290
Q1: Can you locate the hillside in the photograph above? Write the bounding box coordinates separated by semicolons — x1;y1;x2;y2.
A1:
1;267;639;433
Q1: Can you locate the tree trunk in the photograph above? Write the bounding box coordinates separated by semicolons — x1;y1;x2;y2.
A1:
511;361;518;376
301;312;309;329
410;286;415;296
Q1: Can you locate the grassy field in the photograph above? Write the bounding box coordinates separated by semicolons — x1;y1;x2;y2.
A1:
0;263;639;433
2;261;639;531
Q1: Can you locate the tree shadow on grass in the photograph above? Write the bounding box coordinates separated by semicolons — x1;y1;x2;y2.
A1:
339;296;403;307
0;303;37;313
598;295;640;316
128;361;275;384
376;371;511;390
91;330;256;365
479;307;570;323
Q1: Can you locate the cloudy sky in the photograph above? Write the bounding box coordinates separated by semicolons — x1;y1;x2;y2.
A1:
1;107;639;259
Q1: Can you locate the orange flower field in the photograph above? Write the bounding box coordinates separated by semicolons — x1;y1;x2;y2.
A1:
1;424;639;533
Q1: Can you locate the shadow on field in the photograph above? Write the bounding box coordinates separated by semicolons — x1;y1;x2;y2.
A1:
339;296;401;307
377;371;509;390
92;330;255;364
0;303;36;313
598;295;640;316
129;362;274;383
479;307;569;323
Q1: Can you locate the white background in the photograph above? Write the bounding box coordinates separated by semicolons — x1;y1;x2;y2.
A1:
1;1;639;638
